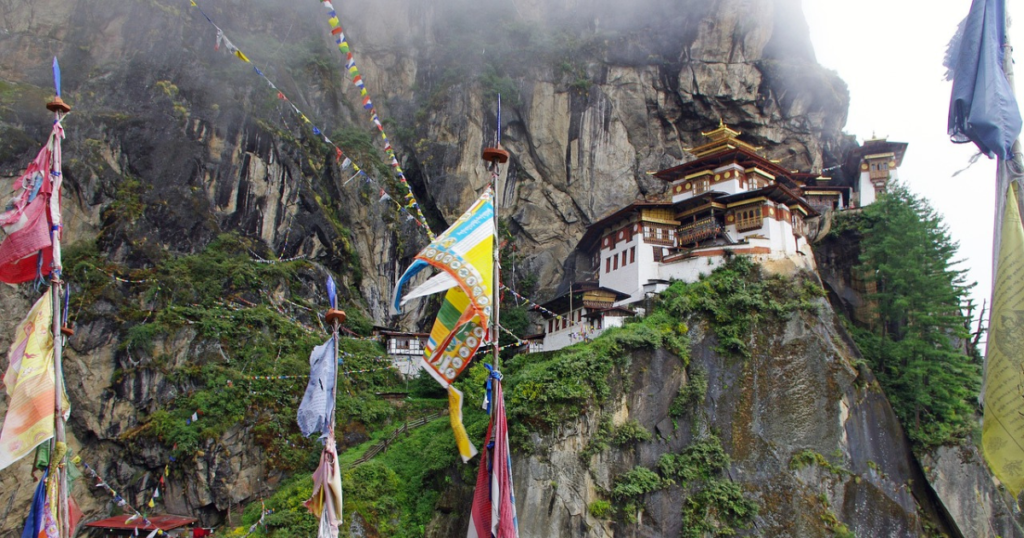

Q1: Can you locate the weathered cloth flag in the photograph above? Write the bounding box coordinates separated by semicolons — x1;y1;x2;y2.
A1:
304;433;343;538
0;122;63;284
0;291;65;470
467;374;518;538
297;338;337;439
946;0;1022;159
983;182;1024;496
392;189;495;462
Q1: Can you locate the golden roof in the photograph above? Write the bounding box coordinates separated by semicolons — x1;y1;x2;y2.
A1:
686;122;761;158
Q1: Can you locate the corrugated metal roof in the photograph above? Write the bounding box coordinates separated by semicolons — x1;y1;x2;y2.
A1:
84;514;197;531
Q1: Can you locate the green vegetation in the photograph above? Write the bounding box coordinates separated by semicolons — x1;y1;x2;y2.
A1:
658;436;730;485
835;183;980;448
612;419;653;445
587;499;613;519
64;234;400;469
680;479;759;538
788;450;851;477
670;366;708;418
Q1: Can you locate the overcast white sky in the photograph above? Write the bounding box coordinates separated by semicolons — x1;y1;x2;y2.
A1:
803;0;1024;324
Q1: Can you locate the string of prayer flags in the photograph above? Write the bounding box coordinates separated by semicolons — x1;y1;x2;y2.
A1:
187;1;429;233
392;189;496;462
314;0;435;239
82;462;165;535
500;284;564;321
215;29;250;63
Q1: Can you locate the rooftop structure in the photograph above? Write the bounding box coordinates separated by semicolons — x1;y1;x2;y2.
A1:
84;515;198;537
533;124;822;352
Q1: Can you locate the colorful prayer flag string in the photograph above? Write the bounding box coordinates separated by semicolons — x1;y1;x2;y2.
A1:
185;0;431;233
314;0;435;240
80;461;166;536
500;284;564;321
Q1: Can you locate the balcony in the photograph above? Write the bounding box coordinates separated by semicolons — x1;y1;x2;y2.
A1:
677;217;721;247
735;215;763;232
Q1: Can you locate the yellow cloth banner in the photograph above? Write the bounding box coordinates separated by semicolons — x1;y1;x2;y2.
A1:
983;181;1024;496
448;385;478;463
0;291;57;471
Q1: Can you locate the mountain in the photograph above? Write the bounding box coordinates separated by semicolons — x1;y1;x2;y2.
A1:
0;0;1017;536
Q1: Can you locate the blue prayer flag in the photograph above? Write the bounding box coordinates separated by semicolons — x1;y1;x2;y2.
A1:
947;0;1022;159
52;57;61;97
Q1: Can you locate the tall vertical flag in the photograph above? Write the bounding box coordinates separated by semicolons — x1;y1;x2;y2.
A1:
948;0;1024;493
392;189;495;462
946;0;1022;159
0;120;64;284
467;370;518;538
982;182;1024;496
0;291;66;470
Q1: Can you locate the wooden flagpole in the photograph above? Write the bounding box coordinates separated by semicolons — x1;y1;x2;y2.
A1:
483;96;509;372
46;61;72;538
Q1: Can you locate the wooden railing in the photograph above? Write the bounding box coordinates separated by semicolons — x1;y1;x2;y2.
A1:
350;409;448;467
735;215;763;232
677;217;721;246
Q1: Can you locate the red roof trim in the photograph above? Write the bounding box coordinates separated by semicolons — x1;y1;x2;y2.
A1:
85;515;198;531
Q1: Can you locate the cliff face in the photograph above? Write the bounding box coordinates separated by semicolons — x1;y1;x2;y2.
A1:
0;0;1013;537
416;263;1020;538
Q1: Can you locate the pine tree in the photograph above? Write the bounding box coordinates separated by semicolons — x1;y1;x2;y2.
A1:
852;183;980;448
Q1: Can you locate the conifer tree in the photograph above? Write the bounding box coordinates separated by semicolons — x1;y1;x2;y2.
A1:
851;182;980;448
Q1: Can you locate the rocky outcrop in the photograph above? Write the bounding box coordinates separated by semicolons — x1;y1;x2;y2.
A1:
424;291;1016;537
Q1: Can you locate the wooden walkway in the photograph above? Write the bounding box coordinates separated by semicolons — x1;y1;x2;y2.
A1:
350;409;447;467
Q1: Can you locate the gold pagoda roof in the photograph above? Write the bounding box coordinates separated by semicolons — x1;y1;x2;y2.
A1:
686;122;761;158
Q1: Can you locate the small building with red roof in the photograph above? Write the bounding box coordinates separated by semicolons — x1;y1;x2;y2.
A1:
83;514;198;537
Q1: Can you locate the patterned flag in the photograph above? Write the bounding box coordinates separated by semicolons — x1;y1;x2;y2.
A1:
0;291;64;470
467;374;518;538
983;182;1024;495
392;189;494;461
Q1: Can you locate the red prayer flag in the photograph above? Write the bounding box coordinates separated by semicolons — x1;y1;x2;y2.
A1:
468;375;518;538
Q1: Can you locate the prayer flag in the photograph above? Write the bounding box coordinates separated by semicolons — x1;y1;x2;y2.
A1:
467;373;518;538
392;190;494;462
983;181;1024;495
0;291;65;470
946;0;1022;159
0;123;61;284
304;433;343;538
20;471;46;538
297;338;336;439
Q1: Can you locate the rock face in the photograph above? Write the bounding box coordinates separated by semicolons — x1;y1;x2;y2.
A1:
0;0;1014;537
423;291;1017;537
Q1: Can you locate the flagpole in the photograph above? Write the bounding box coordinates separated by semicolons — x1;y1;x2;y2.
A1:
994;7;1024;285
44;57;73;538
483;96;509;372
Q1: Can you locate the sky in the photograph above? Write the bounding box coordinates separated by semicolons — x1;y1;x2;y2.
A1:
803;0;1023;326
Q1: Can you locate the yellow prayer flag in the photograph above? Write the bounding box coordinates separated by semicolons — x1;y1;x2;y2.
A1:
148;498;155;508
448;386;477;462
328;17;339;26
234;50;250;63
190;0;196;5
0;291;61;471
983;181;1024;496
